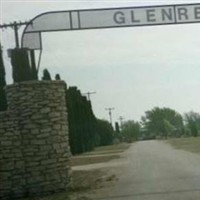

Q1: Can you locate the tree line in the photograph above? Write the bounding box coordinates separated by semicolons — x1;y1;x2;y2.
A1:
118;107;200;142
0;46;114;155
2;47;200;153
66;86;113;154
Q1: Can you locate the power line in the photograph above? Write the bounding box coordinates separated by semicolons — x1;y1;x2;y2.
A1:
83;91;96;101
105;107;115;125
0;21;30;48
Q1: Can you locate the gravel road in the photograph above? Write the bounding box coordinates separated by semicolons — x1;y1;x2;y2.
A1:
89;140;200;200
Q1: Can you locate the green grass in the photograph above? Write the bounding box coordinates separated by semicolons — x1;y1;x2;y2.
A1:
167;137;200;154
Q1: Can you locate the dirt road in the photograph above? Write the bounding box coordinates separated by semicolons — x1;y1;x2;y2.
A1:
87;140;200;200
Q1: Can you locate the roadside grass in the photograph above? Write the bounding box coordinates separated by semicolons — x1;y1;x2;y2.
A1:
89;143;131;153
21;143;130;200
167;137;200;154
71;154;120;166
71;143;131;166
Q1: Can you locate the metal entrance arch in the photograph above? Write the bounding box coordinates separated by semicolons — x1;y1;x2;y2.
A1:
21;3;200;66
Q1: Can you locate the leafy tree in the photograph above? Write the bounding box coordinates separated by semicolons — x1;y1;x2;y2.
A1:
184;111;200;137
120;120;140;142
162;119;176;138
0;43;7;111
42;69;52;80
141;107;184;139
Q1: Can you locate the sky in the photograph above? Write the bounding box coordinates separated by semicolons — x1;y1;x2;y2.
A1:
1;0;200;125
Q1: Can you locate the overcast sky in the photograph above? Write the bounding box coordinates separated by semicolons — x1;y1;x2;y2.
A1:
1;0;200;124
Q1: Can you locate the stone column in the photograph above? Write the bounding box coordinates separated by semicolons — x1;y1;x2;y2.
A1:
1;81;71;199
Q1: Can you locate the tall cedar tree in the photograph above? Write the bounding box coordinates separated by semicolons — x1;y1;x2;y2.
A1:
115;122;120;133
66;87;114;155
67;87;98;154
42;69;52;80
11;48;37;82
55;74;61;80
96;119;114;146
30;50;38;80
0;43;7;111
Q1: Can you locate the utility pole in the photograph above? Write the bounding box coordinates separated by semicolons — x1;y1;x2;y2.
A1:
0;21;38;79
83;91;96;101
0;21;30;48
105;107;115;125
118;116;125;129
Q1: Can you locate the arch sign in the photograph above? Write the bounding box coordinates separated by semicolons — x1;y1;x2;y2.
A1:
22;3;200;50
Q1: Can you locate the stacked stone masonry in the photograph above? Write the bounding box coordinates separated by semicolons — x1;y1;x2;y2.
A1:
0;81;71;199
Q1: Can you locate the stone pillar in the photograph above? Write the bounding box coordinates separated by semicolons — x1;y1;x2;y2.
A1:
0;81;71;199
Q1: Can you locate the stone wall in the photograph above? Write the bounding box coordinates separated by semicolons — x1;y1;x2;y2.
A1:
0;81;71;199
